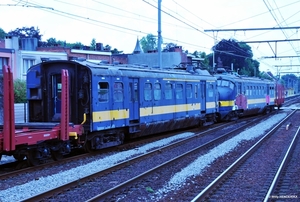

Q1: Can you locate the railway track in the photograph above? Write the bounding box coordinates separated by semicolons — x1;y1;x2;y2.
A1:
20;115;272;201
0;120;229;179
191;109;299;201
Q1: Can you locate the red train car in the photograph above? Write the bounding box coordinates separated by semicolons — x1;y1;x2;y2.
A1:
275;82;285;109
0;66;83;166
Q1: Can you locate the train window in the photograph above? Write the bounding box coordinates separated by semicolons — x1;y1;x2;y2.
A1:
175;84;183;99
186;84;192;99
129;82;138;102
57;83;62;100
165;83;173;100
113;82;124;102
154;83;161;100
98;82;109;102
144;83;152;101
222;80;229;87
229;82;234;90
208;84;214;97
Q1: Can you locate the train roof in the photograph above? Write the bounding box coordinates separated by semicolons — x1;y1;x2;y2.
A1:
40;60;217;81
215;73;274;84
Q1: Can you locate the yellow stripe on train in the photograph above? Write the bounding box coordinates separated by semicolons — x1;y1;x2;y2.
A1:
93;109;129;122
92;102;220;122
219;100;235;107
139;103;201;116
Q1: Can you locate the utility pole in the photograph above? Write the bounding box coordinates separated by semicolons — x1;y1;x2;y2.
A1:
158;0;162;68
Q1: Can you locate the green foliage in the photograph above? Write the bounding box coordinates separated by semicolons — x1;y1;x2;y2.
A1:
14;79;26;103
111;48;123;54
209;38;260;76
0;27;7;39
90;38;96;50
8;26;42;41
281;74;299;88
140;34;157;53
72;42;84;49
163;43;177;52
145;186;154;193
104;44;111;51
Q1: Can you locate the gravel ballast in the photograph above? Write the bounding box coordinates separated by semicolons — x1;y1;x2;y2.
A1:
0;113;288;201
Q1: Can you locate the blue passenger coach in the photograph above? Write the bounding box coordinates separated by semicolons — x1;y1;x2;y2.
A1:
27;60;218;151
216;70;280;121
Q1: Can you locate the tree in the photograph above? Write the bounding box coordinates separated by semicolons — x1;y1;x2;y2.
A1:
8;26;42;41
208;38;259;76
0;28;7;39
140;34;157;53
90;38;96;50
111;48;123;54
47;37;58;46
72;42;83;49
14;79;26;103
281;74;298;89
104;44;111;51
163;43;177;52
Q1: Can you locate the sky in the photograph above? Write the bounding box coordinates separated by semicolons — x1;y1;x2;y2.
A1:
1;0;300;75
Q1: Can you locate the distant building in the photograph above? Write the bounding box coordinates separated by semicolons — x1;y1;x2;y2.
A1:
132;38;143;54
2;36;112;80
1;36;204;80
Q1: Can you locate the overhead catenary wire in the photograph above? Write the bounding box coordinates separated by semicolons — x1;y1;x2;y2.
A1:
2;0;300;72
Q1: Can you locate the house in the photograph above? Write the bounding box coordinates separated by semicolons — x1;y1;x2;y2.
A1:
1;36;203;80
2;37;112;80
0;37;16;76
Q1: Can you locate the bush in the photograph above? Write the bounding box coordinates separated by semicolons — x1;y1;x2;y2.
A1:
14;79;26;103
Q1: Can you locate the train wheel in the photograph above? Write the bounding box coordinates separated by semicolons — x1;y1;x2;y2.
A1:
13;153;26;161
26;150;40;166
51;150;63;161
84;140;94;153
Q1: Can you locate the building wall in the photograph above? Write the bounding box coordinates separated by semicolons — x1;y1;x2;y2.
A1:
0;49;16;77
0;39;5;48
127;52;186;68
112;54;128;64
18;51;67;80
37;47;112;63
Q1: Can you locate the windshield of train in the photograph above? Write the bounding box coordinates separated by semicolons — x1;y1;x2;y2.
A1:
217;80;234;90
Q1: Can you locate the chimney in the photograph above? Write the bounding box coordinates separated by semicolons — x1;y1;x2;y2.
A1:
5;36;19;50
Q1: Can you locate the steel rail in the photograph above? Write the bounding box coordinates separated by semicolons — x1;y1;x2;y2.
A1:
263;125;300;201
190;109;297;202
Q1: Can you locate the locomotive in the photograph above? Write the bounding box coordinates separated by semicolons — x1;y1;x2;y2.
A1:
0;60;284;165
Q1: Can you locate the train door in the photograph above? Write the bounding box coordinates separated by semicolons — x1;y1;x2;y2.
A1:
266;84;270;104
200;81;206;112
237;82;242;94
128;78;139;123
186;83;198;117
51;74;62;121
205;81;216;114
111;77;126;127
140;78;154;123
174;82;185;118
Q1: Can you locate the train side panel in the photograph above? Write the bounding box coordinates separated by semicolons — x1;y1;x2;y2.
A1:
27;60;219;150
217;73;280;121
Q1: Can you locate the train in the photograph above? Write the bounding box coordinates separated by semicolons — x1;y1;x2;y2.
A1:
0;60;284;165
